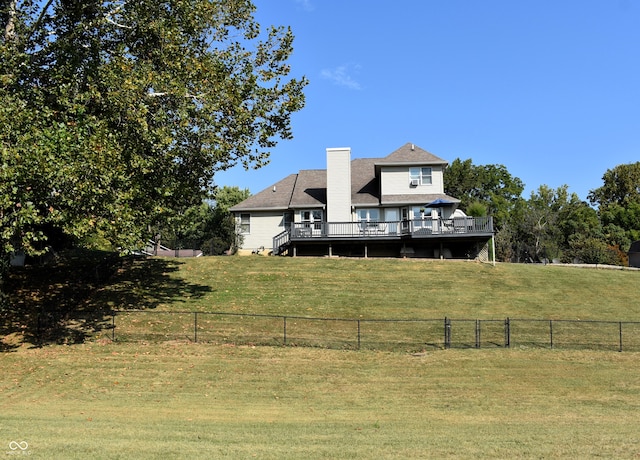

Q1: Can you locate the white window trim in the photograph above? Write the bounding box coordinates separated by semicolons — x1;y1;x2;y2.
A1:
357;208;380;224
240;213;250;234
301;210;323;230
357;208;381;230
409;167;433;185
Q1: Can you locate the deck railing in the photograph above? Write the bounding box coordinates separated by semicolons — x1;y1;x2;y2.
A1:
272;230;291;254
289;216;493;240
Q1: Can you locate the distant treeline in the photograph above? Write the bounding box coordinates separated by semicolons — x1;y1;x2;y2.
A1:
444;159;640;264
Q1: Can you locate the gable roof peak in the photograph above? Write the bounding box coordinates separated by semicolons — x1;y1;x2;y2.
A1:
378;142;448;165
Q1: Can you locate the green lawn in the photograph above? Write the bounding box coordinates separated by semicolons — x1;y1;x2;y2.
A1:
83;256;640;351
2;343;640;459
3;256;640;458
95;256;640;320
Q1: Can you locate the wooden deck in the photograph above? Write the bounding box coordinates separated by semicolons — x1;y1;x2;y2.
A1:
273;217;493;255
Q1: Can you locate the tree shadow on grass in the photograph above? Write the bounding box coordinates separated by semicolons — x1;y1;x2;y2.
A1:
2;252;211;350
91;256;212;311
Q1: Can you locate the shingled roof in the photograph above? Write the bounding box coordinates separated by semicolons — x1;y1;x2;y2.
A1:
289;169;326;208
375;142;448;166
351;158;380;205
229;174;297;211
230;143;455;211
380;193;460;206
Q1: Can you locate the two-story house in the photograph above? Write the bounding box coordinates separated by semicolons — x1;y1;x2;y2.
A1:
229;143;494;260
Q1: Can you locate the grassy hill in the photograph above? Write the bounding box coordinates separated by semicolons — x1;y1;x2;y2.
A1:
3;255;640;458
6;254;640;350
93;256;640;320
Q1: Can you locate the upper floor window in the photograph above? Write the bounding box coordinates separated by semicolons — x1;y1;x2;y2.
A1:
409;167;432;185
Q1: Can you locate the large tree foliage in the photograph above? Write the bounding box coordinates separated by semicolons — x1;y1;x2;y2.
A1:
500;184;625;265
512;185;598;262
588;162;640;207
443;159;629;264
444;158;525;261
588;162;640;249
159;185;250;254
0;0;307;257
443;158;524;229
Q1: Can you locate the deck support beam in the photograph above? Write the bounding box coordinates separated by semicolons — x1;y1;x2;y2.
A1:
491;236;496;266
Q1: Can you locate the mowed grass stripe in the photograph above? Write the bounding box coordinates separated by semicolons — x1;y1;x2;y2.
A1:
2;343;640;458
94;257;640;320
87;257;640;350
3;256;640;458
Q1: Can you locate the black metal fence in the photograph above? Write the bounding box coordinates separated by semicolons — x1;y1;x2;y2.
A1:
57;311;640;352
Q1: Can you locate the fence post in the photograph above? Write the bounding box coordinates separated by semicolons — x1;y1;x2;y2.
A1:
194;312;198;343
619;322;623;352
475;319;480;349
112;313;116;341
283;316;287;345
549;320;553;349
357;319;361;350
36;312;41;345
444;317;451;349
504;317;510;348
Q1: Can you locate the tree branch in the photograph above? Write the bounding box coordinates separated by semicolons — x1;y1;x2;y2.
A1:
105;2;132;30
3;0;15;42
24;0;55;44
147;91;205;101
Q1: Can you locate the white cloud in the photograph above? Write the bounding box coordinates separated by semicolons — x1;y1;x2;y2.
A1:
320;64;362;90
294;0;314;12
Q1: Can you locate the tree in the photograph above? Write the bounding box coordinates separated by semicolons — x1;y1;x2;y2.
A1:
156;186;251;254
465;201;488;218
588;162;640;207
588;162;640;251
444;158;524;229
444;158;525;261
508;184;617;264
204;186;251;255
0;0;307;259
442;158;478;209
567;234;624;266
212;186;251;213
517;185;568;262
161;202;214;251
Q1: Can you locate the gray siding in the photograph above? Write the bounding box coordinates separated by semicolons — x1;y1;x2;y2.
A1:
380;165;444;196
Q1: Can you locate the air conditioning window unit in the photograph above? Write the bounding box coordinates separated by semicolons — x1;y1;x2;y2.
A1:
410;179;419;186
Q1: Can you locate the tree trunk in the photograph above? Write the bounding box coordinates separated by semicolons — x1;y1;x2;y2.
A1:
3;0;16;42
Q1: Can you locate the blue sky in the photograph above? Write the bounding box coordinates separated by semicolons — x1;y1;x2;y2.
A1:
214;0;640;202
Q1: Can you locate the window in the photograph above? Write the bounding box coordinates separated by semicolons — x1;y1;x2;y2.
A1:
412;207;432;219
357;208;380;224
401;207;410;231
357;208;381;231
412;207;433;230
301;210;322;230
240;213;250;233
409;167;432;185
283;212;293;230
